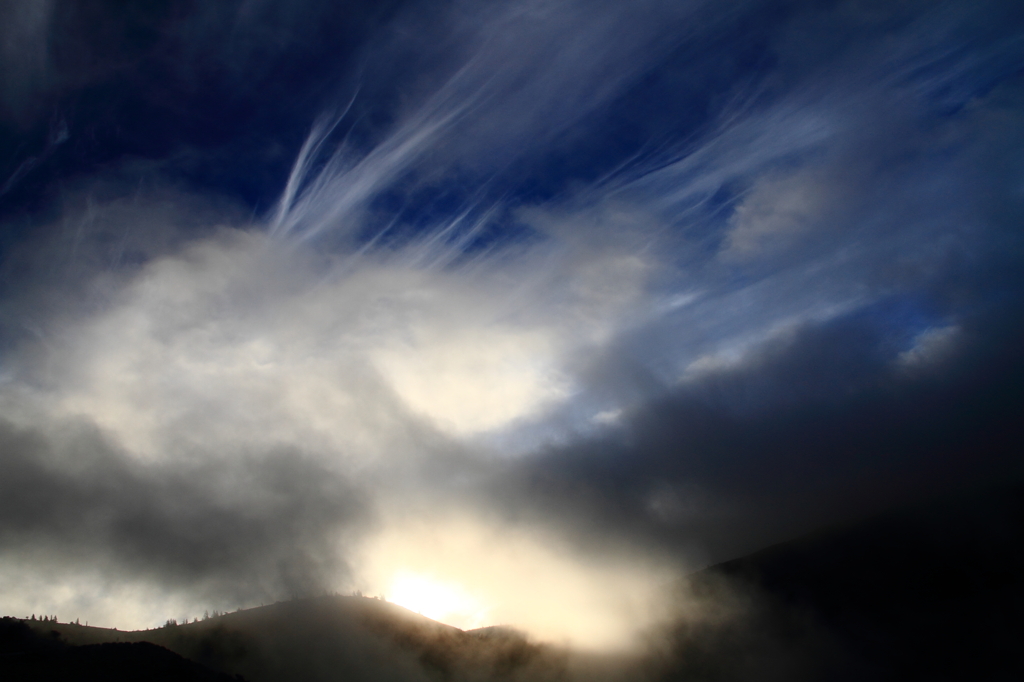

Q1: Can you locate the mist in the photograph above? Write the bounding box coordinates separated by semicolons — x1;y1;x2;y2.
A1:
1;0;1023;654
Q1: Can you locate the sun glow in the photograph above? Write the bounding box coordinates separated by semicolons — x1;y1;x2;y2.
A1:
355;514;681;649
387;572;489;629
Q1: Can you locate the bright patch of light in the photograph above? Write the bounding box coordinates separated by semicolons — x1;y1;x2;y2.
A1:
355;513;680;649
371;327;569;436
387;571;488;629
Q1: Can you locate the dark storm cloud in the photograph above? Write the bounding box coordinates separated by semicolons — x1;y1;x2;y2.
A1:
493;295;1024;564
0;0;54;122
0;0;1023;641
470;0;1024;564
0;416;368;601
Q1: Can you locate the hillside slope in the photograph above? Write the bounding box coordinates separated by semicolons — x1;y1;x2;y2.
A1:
662;483;1024;681
14;482;1024;681
27;596;620;682
0;617;237;682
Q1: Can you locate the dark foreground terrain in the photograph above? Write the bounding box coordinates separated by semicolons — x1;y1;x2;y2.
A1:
3;482;1023;681
664;482;1024;681
0;617;239;681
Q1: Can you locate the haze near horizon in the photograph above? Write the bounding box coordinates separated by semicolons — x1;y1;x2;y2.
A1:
0;0;1022;651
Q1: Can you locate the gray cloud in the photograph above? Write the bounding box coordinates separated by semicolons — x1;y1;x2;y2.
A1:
0;0;1022;645
491;296;1024;564
0;0;54;123
0;416;368;603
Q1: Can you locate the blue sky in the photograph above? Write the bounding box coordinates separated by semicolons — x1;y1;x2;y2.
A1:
0;0;1022;646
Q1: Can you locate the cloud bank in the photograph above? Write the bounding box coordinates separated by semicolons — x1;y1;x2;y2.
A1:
0;0;1022;649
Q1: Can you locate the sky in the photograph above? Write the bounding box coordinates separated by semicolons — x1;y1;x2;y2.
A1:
0;0;1023;650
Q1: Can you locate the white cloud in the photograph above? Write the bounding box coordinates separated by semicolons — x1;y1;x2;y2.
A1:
721;170;836;260
1;223;661;460
897;325;961;368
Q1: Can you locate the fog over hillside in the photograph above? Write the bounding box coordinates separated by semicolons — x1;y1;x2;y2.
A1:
0;0;1023;657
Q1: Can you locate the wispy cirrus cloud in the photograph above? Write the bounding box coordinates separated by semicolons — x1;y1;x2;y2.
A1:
0;0;1022;650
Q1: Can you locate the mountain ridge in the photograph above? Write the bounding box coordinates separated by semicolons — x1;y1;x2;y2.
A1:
6;481;1024;681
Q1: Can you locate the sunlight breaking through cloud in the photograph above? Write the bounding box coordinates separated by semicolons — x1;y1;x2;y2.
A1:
0;0;1022;657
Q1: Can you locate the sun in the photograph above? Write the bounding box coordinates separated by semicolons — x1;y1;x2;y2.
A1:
386;572;488;630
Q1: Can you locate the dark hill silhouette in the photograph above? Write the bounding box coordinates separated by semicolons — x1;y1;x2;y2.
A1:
661;482;1024;681
29;596;594;682
0;617;239;682
10;481;1024;681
